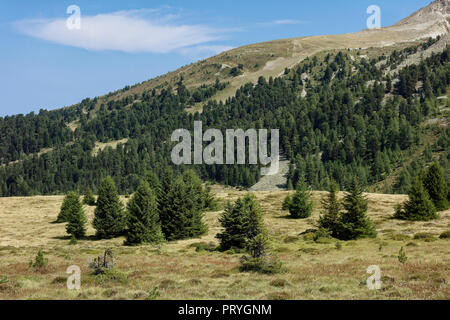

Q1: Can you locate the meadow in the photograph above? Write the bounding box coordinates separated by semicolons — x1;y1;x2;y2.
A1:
0;187;449;300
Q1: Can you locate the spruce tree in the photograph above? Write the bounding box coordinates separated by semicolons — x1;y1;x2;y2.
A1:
318;181;341;237
282;194;292;211
395;177;438;221
162;176;207;241
57;192;79;223
83;188;96;206
203;184;219;211
338;178;376;240
217;194;266;250
288;181;313;219
158;167;173;236
93;177;126;239
65;192;87;239
182;170;205;212
144;170;161;194
125;181;164;246
422;163;448;211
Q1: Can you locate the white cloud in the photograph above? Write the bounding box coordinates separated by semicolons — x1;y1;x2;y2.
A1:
272;19;306;25
14;9;229;54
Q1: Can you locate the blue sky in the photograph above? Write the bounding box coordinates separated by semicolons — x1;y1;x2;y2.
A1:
0;0;432;116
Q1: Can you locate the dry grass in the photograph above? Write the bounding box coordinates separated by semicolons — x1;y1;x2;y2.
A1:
92;139;129;156
0;188;449;300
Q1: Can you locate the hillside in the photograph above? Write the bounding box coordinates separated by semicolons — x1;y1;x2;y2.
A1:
95;0;450;110
0;0;449;197
0;189;448;299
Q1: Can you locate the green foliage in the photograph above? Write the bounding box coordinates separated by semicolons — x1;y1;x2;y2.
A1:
69;235;78;245
282;195;292;211
93;177;126;239
439;230;450;239
313;228;332;242
338;179;377;240
191;242;217;252
202;184;219;211
0;44;449;196
146;286;161;300
57;191;80;223
29;249;48;269
288;181;313;219
398;247;408;264
161;171;208;241
65;192;87;239
94;268;128;285
216;194;266;251
158;167;173;236
318;181;341;237
413;232;436;241
125;181;164;246
0;275;9;284
422;163;449;211
239;234;284;274
335;241;342;250
144;170;161;194
395;177;438;221
83;188;96;206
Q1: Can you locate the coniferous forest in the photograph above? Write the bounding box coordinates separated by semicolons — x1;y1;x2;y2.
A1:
0;39;449;197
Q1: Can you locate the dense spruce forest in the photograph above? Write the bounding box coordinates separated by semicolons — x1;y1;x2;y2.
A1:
0;38;449;196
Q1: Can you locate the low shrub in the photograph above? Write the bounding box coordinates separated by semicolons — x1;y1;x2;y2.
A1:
283;236;298;243
239;256;284;274
95;268;128;284
398;247;408;264
270;279;289;287
439;230;450;239
29;249;48;270
190;242;217;252
146;286;160;300
389;233;412;241
413;233;436;241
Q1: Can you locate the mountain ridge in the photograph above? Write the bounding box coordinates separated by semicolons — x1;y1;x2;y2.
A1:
96;0;450;112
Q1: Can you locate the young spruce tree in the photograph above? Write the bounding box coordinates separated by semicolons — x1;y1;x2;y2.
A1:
318;181;341;237
57;191;80;223
145;170;161;195
159;167;173;236
288;180;313;219
93;177;126;239
83;188;96;206
125;181;164;245
217;194;266;251
422;163;448;211
395;176;437;221
162;175;207;241
338;178;376;240
65;192;87;239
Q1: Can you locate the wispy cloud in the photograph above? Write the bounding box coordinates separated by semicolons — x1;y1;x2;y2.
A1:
255;19;309;27
272;19;307;25
14;9;230;55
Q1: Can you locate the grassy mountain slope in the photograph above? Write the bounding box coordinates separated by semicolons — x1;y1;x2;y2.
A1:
88;0;450;113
